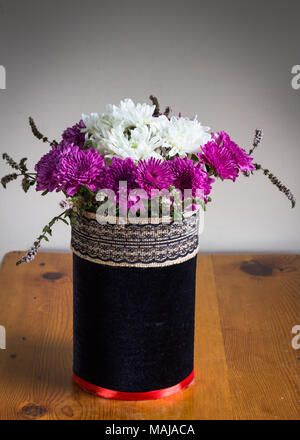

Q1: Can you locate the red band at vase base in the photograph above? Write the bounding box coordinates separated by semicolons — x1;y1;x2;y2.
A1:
73;370;195;401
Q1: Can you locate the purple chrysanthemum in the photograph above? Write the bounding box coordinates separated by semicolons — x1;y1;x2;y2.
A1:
56;146;105;196
103;157;138;192
199;141;239;181
135;157;173;196
229;144;255;173
212;131;255;173
169;157;214;199
35;144;67;192
61;120;86;148
98;158;139;212
200;131;255;180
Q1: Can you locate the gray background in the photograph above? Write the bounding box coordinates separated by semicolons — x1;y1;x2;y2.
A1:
0;0;299;261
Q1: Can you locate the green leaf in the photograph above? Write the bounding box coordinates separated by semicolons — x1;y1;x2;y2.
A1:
19;157;28;172
1;173;18;188
59;218;69;225
21;177;31;193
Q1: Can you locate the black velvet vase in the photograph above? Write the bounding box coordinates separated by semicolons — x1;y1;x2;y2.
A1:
71;211;199;400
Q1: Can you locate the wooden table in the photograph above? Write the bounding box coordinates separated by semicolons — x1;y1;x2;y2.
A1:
0;251;299;420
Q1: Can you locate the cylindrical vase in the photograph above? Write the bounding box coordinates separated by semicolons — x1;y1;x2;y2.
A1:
71;211;199;400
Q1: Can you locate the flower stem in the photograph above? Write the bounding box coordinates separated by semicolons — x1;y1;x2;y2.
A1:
16;210;70;265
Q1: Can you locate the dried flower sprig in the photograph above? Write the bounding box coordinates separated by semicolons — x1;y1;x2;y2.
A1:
244;129;295;208
16;209;71;265
1;153;36;192
164;106;172;118
254;163;296;208
17;244;41;265
29;117;58;146
149;95;160;116
249;129;264;155
2;153;20;170
149;95;172;118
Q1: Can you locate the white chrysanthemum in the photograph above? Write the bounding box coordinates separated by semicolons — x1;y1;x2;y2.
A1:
150;114;170;134
101;125;163;161
105;98;155;128
82;99;160;156
162;116;211;157
81;112;101;135
80;99;211;161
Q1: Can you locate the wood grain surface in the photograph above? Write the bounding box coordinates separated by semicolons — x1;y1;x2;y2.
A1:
0;251;299;420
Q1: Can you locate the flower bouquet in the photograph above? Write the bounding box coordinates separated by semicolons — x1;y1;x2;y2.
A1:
1;96;295;400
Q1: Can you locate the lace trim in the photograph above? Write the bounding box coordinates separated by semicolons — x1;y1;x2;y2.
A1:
71;212;200;268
